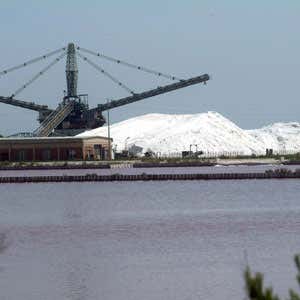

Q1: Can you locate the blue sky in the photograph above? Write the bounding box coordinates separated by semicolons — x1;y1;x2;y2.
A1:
0;1;299;134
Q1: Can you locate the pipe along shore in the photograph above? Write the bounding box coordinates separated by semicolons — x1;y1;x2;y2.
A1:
0;169;299;183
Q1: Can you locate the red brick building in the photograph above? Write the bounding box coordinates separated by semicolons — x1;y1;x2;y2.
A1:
0;136;112;161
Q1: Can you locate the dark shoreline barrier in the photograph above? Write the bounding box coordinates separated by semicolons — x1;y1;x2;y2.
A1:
0;164;110;171
132;162;215;168
0;162;214;171
0;171;299;183
283;161;300;165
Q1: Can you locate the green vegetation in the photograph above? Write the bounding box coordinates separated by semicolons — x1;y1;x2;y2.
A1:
284;153;300;162
0;233;7;253
245;254;300;300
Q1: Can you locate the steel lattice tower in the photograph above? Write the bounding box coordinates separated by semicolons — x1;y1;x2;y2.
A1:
65;43;78;99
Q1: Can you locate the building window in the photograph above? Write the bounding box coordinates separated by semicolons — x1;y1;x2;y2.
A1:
42;149;51;161
0;152;9;161
68;149;76;160
17;150;26;161
94;144;102;160
86;150;94;160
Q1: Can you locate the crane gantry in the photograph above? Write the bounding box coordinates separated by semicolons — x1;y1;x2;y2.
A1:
0;43;210;136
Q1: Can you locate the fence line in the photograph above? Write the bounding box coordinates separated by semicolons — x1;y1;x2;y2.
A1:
147;149;300;159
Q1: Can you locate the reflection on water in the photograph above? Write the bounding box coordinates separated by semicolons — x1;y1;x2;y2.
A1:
0;176;300;300
63;200;89;300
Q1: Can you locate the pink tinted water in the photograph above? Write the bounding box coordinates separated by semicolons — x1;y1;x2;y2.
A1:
0;177;299;300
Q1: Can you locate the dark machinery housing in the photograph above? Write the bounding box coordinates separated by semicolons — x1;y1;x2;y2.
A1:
0;43;210;136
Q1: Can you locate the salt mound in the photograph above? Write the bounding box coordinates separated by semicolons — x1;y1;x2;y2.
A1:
77;112;300;155
248;122;300;154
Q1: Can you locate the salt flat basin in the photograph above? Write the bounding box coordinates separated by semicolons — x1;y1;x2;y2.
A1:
0;178;300;300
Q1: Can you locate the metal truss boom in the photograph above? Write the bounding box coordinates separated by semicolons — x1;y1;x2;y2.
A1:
92;74;209;113
0;42;210;136
0;96;51;112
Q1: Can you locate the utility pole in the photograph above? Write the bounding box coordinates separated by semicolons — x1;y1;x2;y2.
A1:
124;137;130;151
107;99;111;160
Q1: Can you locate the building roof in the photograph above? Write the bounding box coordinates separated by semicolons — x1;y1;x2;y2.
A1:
0;135;112;143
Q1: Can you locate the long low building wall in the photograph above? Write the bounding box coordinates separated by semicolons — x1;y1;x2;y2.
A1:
0;136;112;162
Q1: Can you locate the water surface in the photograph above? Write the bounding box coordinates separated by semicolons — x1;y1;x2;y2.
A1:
0;177;299;300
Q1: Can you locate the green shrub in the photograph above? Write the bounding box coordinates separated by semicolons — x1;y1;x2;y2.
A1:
245;254;300;300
